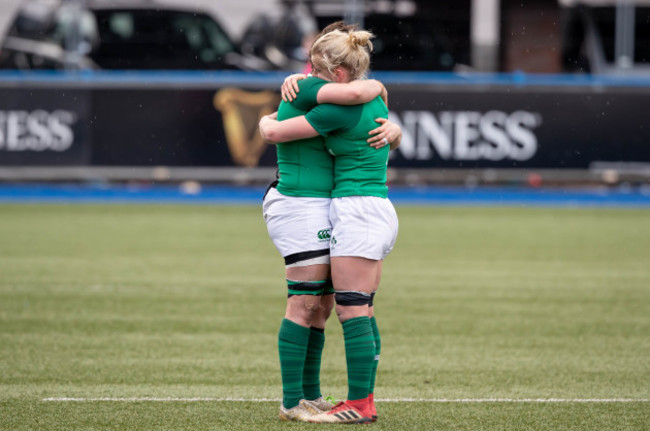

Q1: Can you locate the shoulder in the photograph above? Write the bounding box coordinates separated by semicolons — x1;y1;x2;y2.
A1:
298;76;329;93
292;77;329;110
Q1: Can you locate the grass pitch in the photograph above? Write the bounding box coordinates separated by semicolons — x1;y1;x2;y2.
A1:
0;204;648;430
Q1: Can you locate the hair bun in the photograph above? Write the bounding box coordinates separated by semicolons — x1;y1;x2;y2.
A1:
348;30;374;52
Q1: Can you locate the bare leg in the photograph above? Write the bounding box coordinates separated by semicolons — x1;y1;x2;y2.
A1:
331;256;381;322
284;264;330;326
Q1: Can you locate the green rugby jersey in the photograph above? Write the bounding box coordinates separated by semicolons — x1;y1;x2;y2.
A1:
305;96;390;198
275;76;334;197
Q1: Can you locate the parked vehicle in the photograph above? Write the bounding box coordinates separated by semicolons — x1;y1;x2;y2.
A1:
239;1;460;72
0;0;243;70
0;0;463;72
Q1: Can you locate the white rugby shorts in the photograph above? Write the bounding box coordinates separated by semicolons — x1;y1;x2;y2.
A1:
262;187;331;266
329;196;398;260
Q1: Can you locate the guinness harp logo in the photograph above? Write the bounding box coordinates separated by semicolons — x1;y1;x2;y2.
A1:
214;88;280;167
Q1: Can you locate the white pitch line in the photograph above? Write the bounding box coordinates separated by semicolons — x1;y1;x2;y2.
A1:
41;397;650;403
379;398;650;403
42;397;281;402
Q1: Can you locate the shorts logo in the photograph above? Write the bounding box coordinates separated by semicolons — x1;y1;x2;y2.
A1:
317;229;331;241
331;236;337;246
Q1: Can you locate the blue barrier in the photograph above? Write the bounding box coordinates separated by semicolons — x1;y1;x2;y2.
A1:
0;183;648;207
1;70;650;88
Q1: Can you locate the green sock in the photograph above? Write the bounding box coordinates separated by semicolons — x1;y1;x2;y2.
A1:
342;316;375;401
303;327;325;400
278;318;310;409
368;316;381;394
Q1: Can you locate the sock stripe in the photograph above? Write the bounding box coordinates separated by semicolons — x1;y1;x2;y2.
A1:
303;327;325;400
369;316;381;395
343;316;375;401
278;319;309;409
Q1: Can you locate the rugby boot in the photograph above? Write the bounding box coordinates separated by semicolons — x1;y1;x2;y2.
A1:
278;399;316;422
308;401;371;424
368;393;378;422
307;396;335;412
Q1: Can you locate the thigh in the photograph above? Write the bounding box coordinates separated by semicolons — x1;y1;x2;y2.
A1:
286;264;330;282
330;256;381;294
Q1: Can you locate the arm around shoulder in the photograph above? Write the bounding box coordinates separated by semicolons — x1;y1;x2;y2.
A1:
259;114;319;144
317;79;384;105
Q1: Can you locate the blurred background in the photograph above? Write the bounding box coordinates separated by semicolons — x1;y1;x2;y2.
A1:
0;0;649;199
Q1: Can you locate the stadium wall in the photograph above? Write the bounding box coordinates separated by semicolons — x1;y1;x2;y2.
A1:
0;71;649;184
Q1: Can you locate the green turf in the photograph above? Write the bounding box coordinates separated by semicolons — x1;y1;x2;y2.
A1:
1;204;648;430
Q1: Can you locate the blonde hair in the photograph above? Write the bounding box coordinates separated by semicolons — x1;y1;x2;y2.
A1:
319;21;358;37
310;29;374;80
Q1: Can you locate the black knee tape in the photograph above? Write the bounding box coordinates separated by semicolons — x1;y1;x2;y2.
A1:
322;279;335;296
369;292;376;307
335;291;372;306
287;280;326;298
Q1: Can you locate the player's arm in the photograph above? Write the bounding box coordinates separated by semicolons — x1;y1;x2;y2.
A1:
261;104;353;144
259;113;318;144
281;73;307;102
280;73;386;105
368;118;402;150
316;79;385;105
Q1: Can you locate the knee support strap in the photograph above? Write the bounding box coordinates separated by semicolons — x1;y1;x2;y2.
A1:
287;279;327;298
323;279;335;296
335;291;372;306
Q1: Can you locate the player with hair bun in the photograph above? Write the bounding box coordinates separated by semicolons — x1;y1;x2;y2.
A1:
260;27;400;424
261;23;400;423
